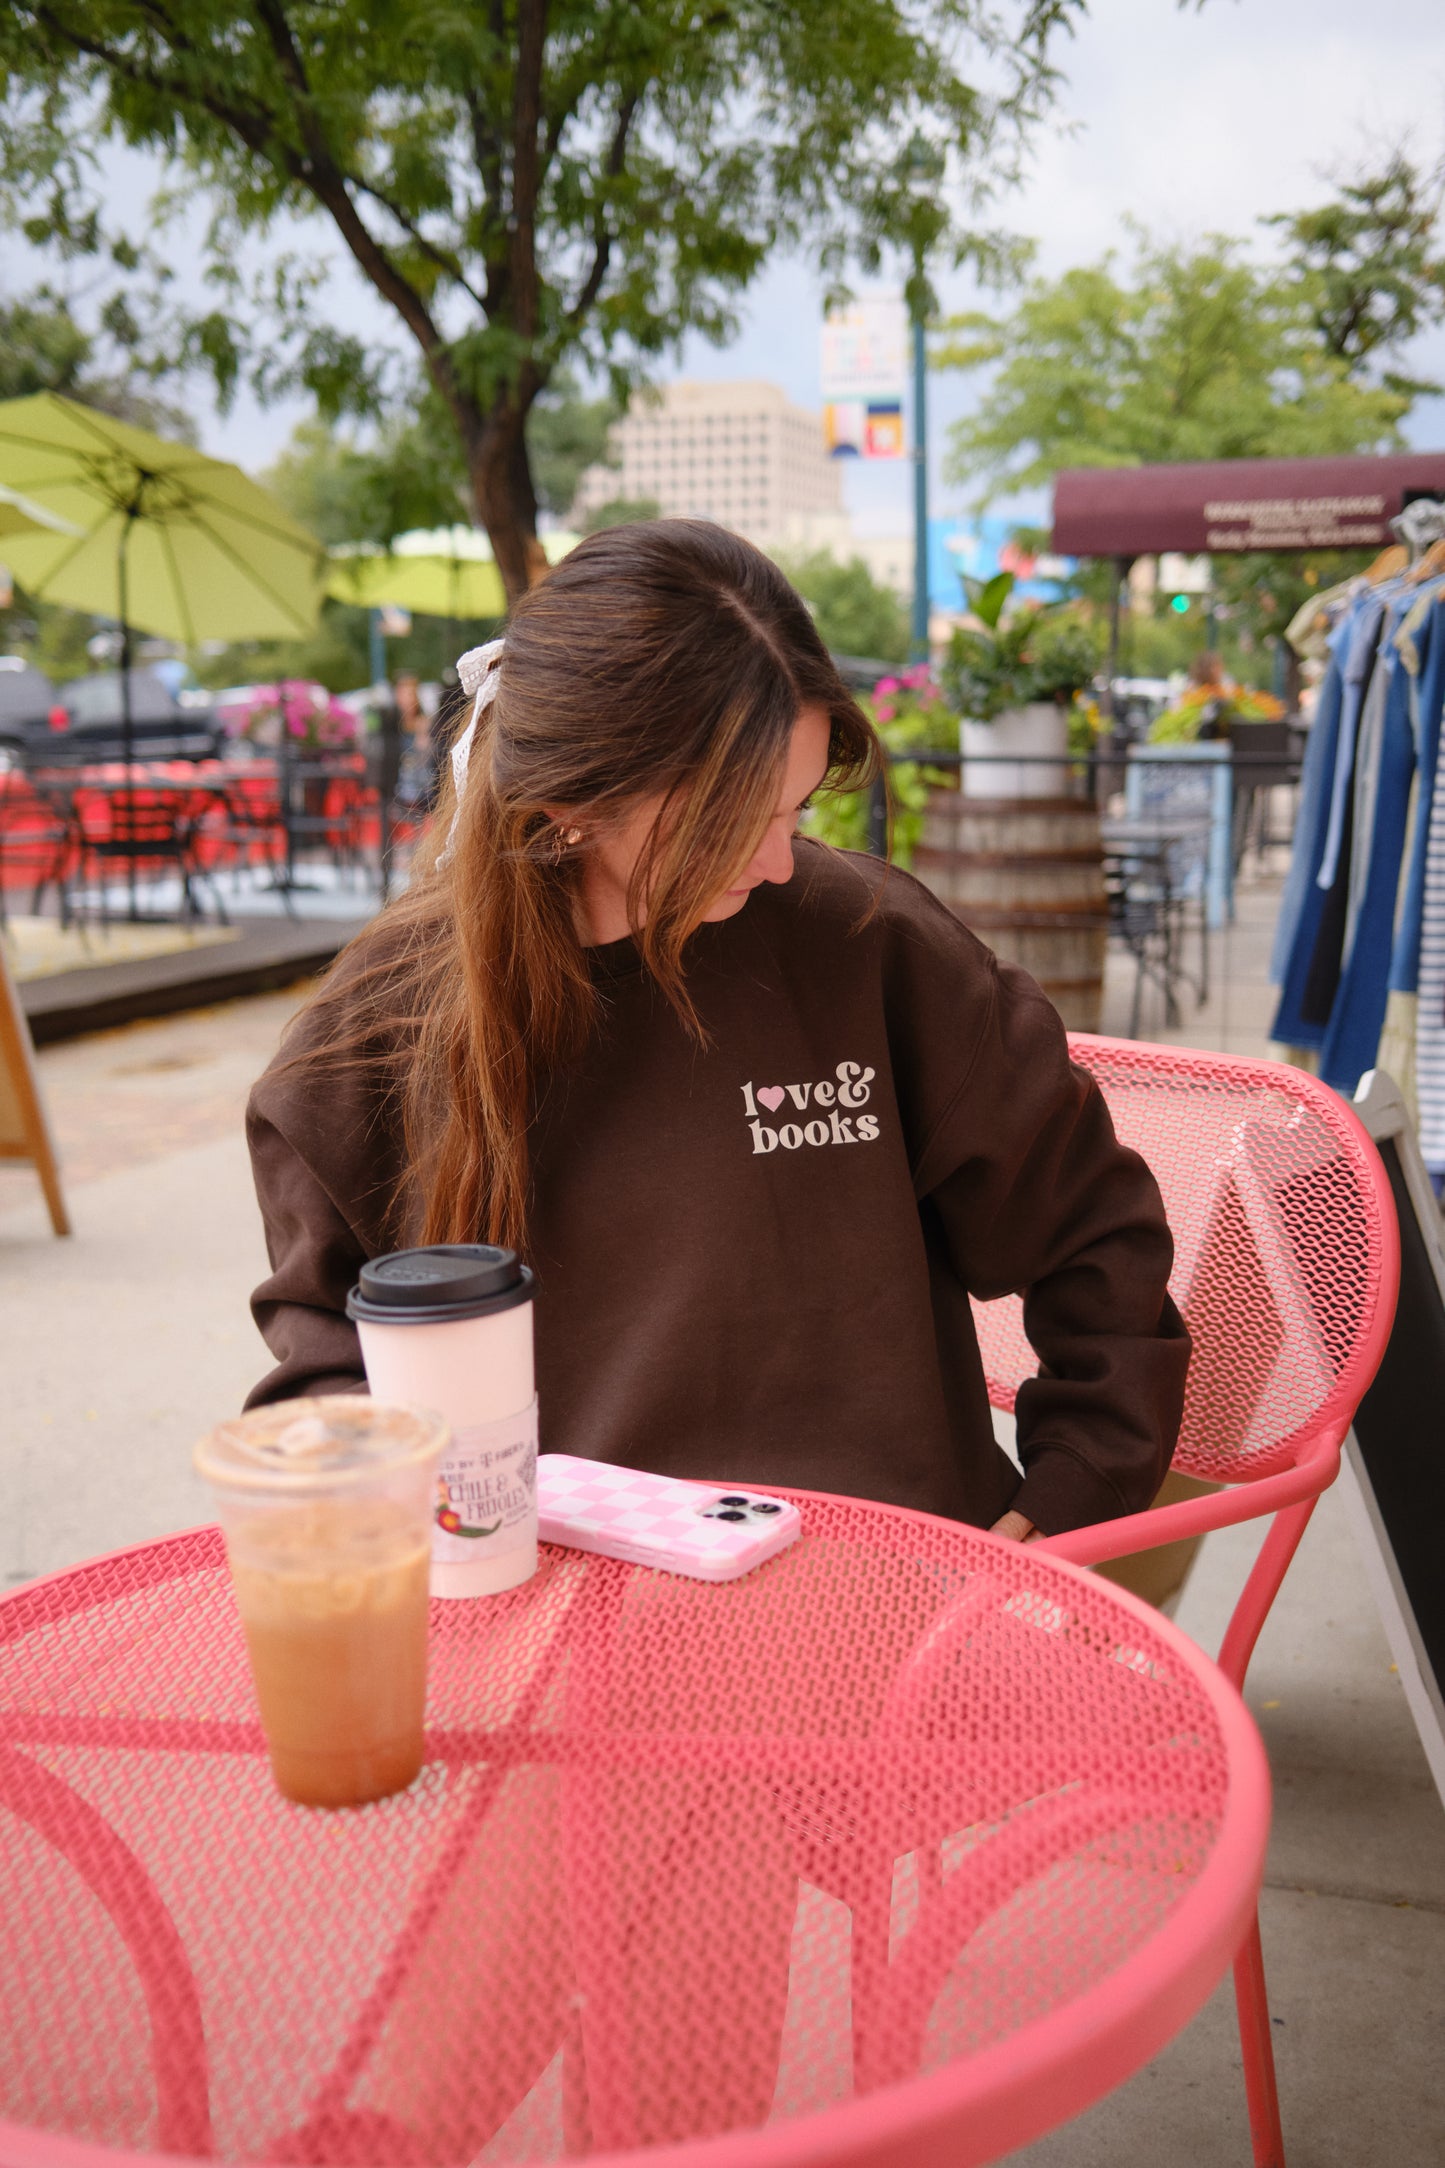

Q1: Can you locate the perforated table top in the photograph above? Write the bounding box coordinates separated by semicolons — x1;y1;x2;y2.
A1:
0;1496;1268;2168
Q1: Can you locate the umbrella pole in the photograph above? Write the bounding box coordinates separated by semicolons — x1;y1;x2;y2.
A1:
118;509;140;922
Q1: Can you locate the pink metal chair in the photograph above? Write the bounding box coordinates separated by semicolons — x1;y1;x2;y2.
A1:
973;1033;1400;2168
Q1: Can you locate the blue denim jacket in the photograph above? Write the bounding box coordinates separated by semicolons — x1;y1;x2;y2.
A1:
1389;588;1445;993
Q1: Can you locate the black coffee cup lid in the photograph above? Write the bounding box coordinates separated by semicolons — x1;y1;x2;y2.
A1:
347;1244;533;1325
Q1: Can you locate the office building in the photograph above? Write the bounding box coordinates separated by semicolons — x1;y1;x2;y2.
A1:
571;378;843;544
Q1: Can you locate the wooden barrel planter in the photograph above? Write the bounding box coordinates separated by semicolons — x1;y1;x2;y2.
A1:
912;790;1108;1032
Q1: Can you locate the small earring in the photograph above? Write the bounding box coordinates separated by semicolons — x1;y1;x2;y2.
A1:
551;823;584;863
564;826;583;847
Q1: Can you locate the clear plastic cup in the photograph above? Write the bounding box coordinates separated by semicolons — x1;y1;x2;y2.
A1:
195;1398;447;1808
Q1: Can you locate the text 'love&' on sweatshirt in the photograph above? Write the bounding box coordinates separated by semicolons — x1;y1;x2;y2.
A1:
246;840;1189;1535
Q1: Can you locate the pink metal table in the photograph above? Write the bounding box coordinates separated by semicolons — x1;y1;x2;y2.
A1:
0;1493;1268;2168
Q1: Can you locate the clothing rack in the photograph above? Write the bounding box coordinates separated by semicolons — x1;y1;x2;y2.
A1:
1271;494;1445;1179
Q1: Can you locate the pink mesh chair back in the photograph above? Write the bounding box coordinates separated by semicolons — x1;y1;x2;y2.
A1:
974;1036;1398;2168
971;1034;1398;1489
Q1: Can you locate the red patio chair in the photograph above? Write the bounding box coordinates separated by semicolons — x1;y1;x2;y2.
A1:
973;1033;1399;2167
71;784;213;924
0;772;78;928
194;773;292;917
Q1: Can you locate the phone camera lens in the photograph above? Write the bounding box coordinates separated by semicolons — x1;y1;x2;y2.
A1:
751;1501;782;1515
717;1495;749;1507
716;1509;748;1523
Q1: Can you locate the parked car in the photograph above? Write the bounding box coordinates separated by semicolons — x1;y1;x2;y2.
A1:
0;657;65;759
28;668;219;766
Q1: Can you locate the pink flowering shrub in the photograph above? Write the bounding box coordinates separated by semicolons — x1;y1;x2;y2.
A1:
218;679;359;754
868;662;951;733
803;663;955;866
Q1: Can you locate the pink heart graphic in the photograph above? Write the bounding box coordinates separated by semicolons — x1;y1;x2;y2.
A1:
757;1085;786;1113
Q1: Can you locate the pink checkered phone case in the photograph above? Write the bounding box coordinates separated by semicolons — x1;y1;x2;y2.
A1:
536;1455;803;1582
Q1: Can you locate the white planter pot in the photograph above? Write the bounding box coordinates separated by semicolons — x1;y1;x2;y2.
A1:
960;702;1070;799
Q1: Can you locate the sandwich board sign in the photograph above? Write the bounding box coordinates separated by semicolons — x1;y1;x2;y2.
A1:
0;938;69;1236
1345;1070;1445;1810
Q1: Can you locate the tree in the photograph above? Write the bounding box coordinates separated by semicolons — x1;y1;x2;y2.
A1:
263;370;619;550
1267;151;1445;394
0;288;89;402
0;283;194;435
581;497;663;534
1;2;1082;604
939;227;1411;504
777;550;910;665
528;376;620;523
265;413;467;550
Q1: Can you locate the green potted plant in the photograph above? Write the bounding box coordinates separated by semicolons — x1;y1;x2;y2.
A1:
803;664;953;868
940;574;1099;798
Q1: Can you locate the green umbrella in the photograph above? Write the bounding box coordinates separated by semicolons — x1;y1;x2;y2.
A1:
0;392;325;913
0;485;79;541
326;546;506;622
0;394;325;645
326;525;582;626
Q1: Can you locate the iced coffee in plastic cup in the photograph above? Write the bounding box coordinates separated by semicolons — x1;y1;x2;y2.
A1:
195;1398;447;1808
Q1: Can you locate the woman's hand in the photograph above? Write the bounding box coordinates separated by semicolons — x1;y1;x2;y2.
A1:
988;1509;1038;1544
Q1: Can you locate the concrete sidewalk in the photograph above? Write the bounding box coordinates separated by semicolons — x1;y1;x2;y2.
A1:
2;920;1443;2164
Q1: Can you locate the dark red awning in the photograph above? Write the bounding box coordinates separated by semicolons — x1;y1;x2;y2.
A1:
1051;451;1445;557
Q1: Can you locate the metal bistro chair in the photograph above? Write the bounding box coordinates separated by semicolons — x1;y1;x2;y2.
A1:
0;771;78;929
1104;838;1184;1039
971;1034;1399;2168
72;781;220;925
278;752;377;892
203;771;294;920
1230;721;1299;878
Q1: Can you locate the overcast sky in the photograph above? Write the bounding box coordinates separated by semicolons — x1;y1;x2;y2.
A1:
29;0;1445;535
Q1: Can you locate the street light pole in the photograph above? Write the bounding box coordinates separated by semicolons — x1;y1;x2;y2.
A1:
899;126;942;665
117;500;140;922
911;281;929;663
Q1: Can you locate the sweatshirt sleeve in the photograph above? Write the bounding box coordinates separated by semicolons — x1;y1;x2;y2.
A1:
244;1101;371;1408
913;953;1190;1536
244;990;407;1410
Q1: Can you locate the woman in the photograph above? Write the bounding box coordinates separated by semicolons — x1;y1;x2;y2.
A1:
248;519;1188;1543
391;668;442;812
245;522;1189;2154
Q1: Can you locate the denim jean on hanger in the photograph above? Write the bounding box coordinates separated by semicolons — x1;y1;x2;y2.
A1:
1390;593;1445;993
1271;619;1353;1050
1269;628;1346;989
1316;591;1388;895
1320;648;1416;1094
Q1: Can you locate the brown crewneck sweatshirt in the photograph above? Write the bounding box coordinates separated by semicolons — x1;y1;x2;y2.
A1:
246;841;1188;1535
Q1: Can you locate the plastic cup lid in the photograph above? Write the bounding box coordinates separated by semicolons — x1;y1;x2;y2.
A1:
347;1244;533;1325
194;1397;447;1493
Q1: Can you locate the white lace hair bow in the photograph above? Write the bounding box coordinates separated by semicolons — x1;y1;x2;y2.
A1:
442;637;506;856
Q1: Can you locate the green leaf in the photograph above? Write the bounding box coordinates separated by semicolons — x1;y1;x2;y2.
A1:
965;569;1016;629
941;225;1414;514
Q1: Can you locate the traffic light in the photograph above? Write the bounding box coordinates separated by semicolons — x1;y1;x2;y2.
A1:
1169;593;1190;614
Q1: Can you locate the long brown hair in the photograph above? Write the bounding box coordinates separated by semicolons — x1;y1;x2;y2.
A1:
290;520;879;1249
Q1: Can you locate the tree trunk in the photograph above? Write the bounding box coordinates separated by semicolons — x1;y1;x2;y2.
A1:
466;403;549;604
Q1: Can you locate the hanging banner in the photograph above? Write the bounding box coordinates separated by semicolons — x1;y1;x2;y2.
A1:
823;401;866;458
820;296;908;401
863;402;904;459
824;400;905;462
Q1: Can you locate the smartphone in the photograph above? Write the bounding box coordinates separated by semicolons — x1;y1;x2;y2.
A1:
536;1454;802;1582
